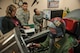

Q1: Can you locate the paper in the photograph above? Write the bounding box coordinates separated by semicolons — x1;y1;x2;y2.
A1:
24;28;35;33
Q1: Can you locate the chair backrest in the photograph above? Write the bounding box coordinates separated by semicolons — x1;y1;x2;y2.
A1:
0;29;14;43
0;30;3;37
63;18;78;33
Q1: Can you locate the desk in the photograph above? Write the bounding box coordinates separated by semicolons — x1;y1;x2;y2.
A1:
22;24;35;33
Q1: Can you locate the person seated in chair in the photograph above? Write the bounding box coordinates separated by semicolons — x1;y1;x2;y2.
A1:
28;17;78;53
2;4;30;34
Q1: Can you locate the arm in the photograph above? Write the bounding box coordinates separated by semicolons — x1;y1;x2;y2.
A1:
60;35;78;53
27;11;30;21
33;15;40;26
61;43;70;53
40;35;50;48
39;12;44;24
28;36;50;48
41;11;44;19
16;8;24;22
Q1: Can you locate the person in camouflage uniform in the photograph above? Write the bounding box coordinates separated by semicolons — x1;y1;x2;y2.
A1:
16;2;30;25
33;8;44;33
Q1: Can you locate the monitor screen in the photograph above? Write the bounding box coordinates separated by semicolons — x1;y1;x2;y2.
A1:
51;10;63;19
43;9;63;20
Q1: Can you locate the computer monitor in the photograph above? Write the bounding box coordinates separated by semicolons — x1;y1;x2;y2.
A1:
43;10;63;20
51;10;63;19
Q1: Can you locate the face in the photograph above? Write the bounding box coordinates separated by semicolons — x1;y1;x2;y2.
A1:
22;4;28;10
11;8;16;17
36;9;40;15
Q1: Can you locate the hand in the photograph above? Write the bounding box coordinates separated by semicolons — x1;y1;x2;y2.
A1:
27;43;41;48
40;24;42;27
33;43;41;47
23;26;30;29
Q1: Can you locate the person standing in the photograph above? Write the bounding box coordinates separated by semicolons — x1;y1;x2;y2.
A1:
16;2;30;25
33;8;43;33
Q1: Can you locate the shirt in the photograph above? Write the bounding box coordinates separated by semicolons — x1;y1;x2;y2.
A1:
16;8;30;25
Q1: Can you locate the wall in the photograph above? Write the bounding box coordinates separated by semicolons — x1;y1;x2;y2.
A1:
59;0;80;11
0;0;17;16
23;0;47;24
0;0;80;24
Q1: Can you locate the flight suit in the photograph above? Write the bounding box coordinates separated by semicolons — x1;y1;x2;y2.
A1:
35;34;78;53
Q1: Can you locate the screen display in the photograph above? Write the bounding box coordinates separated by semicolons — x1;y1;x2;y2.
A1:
43;9;63;20
43;9;51;20
51;10;63;19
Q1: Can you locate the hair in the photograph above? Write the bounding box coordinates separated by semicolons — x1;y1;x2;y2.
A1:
34;8;37;14
23;2;28;5
6;4;16;17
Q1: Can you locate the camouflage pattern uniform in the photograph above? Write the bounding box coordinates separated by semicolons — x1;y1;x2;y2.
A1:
16;8;30;25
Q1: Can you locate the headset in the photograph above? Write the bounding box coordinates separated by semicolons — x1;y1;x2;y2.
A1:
7;4;14;14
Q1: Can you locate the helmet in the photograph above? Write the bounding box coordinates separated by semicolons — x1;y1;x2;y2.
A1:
48;17;65;38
